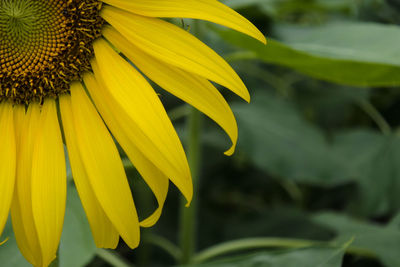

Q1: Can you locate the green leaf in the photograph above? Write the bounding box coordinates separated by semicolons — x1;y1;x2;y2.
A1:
231;90;400;215
313;212;400;267
223;0;274;9
59;183;97;267
219;22;400;87
276;22;399;65
333;130;400;216
223;0;352;14
232;91;350;186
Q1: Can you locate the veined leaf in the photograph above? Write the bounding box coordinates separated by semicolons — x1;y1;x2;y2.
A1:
314;212;400;267
219;22;400;87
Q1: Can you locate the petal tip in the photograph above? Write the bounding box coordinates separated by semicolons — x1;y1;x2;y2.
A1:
252;31;267;45
125;239;140;250
245;93;251;103
224;146;235;156
184;190;193;207
261;36;268;45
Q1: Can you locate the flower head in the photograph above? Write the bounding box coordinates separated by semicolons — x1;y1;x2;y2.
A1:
0;0;265;266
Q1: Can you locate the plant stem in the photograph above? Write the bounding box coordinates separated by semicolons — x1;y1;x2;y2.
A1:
96;249;134;267
179;107;203;264
168;104;190;121
144;234;182;262
358;99;391;135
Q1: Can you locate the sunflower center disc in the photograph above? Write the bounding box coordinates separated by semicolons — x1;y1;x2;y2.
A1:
0;0;104;104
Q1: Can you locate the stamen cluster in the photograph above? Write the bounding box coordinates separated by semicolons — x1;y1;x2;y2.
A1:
0;0;104;104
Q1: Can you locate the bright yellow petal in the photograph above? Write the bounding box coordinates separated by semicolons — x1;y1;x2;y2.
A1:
10;106;30;261
60;94;119;248
68;83;140;248
103;26;238;155
92;39;193;205
11;104;42;267
31;99;67;267
0;102;16;235
13;105;25;145
10;194;35;265
83;73;169;227
101;0;266;44
101;6;250;102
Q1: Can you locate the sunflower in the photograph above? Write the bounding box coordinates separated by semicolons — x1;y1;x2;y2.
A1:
0;0;265;266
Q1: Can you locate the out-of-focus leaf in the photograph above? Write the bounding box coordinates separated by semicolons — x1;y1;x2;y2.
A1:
218;22;400;87
221;208;334;241
59;183;96;267
232;91;351;186
333;130;400;216
223;0;352;13
313;212;400;267
231;90;400;216
388;212;400;230
275;22;399;65
190;244;347;267
315;0;355;9
223;0;274;9
295;85;370;128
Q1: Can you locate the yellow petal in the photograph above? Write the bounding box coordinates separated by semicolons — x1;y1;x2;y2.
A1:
101;0;266;44
10;195;35;265
11;103;42;267
0;102;16;235
68;83;140;248
92;39;193;204
13;105;25;145
103;26;238;155
101;6;250;102
60;94;119;248
10;106;29;260
83;73;169;227
31;99;67;266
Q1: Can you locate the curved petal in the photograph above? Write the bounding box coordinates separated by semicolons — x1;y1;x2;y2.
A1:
103;26;238;155
101;0;266;44
92;39;193;205
67;83;140;248
31;99;67;267
0;102;16;234
11;104;43;267
11;105;28;264
83;73;169;227
60;94;119;248
10;195;35;264
101;6;250;102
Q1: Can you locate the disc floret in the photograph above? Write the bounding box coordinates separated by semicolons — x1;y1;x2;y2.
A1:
0;0;104;104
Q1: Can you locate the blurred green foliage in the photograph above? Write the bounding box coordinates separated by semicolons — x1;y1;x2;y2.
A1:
2;0;400;266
